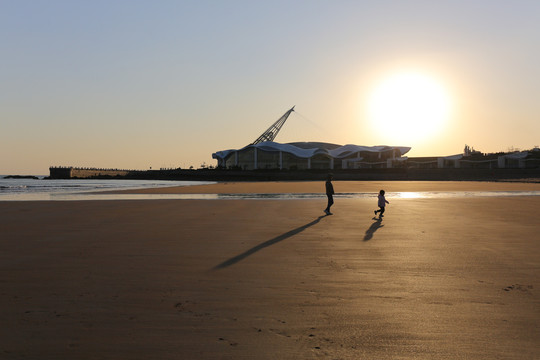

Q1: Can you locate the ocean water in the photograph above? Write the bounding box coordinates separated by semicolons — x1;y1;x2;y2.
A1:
1;176;539;201
0;176;215;201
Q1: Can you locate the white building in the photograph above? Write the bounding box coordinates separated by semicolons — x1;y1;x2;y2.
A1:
213;141;411;170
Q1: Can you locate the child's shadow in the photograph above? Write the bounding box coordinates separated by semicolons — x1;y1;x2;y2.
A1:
363;218;384;241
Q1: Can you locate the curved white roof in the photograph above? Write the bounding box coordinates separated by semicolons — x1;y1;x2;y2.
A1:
213;141;411;160
503;151;529;160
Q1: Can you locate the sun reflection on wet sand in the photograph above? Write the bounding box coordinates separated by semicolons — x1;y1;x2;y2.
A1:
1;191;539;201
395;192;424;199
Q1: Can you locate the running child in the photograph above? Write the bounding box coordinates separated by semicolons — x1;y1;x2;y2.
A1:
374;189;389;218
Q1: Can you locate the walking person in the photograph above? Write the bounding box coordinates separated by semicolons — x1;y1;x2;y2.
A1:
374;189;389;218
324;173;334;215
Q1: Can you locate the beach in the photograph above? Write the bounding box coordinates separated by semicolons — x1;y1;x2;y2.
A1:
1;181;539;359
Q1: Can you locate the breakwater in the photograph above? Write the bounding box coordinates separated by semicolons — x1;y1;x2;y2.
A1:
48;166;540;182
49;167;135;179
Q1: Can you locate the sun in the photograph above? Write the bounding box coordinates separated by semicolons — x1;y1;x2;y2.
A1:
367;72;451;143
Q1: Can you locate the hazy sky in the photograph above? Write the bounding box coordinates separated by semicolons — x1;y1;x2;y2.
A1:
1;0;539;174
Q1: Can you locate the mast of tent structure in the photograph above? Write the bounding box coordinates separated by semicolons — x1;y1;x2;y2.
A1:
251;106;295;145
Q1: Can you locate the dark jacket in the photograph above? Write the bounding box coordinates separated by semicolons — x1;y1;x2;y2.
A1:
325;180;334;195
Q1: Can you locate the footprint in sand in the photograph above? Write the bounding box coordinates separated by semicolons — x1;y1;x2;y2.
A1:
218;337;238;346
269;328;291;338
503;284;533;292
174;300;211;317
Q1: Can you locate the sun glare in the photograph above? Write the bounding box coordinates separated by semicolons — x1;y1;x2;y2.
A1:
367;72;451;143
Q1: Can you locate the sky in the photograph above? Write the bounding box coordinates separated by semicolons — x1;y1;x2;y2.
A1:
1;0;539;174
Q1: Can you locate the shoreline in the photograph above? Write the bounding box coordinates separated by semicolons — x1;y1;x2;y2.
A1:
105;180;540;195
2;181;540;202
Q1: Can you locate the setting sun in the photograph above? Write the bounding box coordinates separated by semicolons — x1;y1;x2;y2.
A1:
367;72;451;143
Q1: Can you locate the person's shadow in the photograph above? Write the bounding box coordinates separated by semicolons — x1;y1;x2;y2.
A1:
363;217;384;241
213;215;328;270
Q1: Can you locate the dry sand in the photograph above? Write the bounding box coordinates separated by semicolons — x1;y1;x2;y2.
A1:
1;181;539;359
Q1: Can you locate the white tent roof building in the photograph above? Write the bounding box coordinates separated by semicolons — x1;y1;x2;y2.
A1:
212;141;411;170
212;107;411;170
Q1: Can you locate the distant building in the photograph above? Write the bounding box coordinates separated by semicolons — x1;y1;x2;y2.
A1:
212;107;411;170
213;141;411;170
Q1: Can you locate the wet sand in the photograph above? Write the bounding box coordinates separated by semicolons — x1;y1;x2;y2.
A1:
1;181;539;359
111;180;540;194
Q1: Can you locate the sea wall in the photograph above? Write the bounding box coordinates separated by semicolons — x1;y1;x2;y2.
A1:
71;169;130;178
48;166;540;181
49;167;132;179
